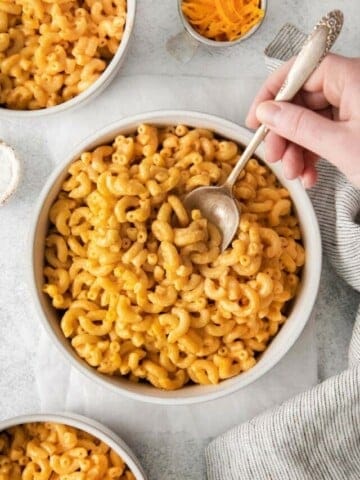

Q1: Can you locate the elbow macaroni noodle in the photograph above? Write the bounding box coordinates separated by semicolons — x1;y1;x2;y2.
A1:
43;124;305;390
0;0;126;110
0;422;135;480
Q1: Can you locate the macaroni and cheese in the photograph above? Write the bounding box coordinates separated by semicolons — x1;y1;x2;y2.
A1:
0;0;127;110
0;422;135;479
43;124;305;390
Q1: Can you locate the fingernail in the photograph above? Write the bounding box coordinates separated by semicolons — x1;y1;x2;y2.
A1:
302;177;310;189
301;175;312;190
256;102;281;126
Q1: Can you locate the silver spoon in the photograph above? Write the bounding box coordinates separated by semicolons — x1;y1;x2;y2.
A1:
183;10;344;251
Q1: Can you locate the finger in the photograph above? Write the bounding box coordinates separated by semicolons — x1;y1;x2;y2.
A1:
332;106;340;121
293;92;305;107
304;150;320;165
264;131;287;163
301;153;318;188
296;103;333;120
303;54;359;109
256;100;347;164
300;91;329;110
317;106;333;120
281;143;304;180
246;59;295;128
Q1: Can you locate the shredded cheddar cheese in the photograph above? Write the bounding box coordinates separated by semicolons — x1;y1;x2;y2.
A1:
182;0;264;42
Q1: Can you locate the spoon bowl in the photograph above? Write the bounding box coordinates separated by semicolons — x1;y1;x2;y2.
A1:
183;185;240;251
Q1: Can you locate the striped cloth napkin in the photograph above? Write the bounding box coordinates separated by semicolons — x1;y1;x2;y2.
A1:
206;25;360;480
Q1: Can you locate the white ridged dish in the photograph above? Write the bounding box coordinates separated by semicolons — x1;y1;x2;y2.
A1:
0;0;136;118
0;412;147;480
29;110;322;405
0;142;21;206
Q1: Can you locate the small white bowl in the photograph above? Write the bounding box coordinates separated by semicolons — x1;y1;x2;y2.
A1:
0;0;136;118
29;110;322;405
178;0;267;47
0;412;147;479
0;141;21;206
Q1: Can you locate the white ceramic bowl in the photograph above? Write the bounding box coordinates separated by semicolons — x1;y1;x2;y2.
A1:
29;110;322;405
177;0;267;47
0;0;136;118
0;412;147;479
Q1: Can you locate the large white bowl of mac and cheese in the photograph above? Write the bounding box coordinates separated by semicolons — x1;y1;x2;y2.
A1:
29;111;322;404
0;0;135;116
0;413;147;479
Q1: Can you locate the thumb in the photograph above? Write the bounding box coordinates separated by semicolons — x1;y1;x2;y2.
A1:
256;100;347;165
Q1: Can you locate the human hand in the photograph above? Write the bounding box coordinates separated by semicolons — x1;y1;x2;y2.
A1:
246;54;360;188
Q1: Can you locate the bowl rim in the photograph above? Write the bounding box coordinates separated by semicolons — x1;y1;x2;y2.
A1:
0;412;147;480
28;109;322;405
177;0;267;47
0;0;136;118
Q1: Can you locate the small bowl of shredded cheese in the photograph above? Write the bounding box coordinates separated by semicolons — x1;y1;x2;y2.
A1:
179;0;266;46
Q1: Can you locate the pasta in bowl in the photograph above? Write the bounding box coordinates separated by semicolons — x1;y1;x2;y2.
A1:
0;413;147;479
29;111;322;404
0;0;135;115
